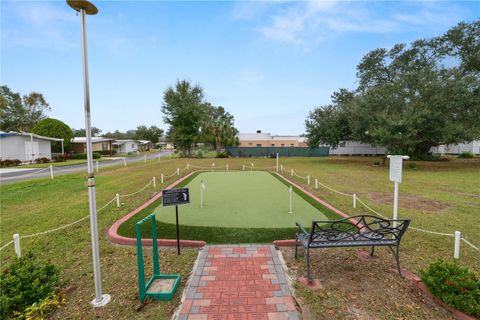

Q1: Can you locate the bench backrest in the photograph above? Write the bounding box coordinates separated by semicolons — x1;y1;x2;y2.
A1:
308;215;410;244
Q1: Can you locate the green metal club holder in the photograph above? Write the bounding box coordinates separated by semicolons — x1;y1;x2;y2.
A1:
136;213;181;302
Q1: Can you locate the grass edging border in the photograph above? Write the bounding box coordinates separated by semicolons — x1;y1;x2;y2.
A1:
391;267;477;320
108;169;355;247
272;171;356;247
106;171;206;248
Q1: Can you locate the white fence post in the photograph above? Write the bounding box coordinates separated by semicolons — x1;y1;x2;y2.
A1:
50;165;54;180
13;233;21;258
161;173;164;184
307;175;310;185
153;176;156;188
276;153;279;172
144;155;147;163
291;169;293;177
177;168;180;175
123;157;127;167
226;164;229;171
315;178;318;189
454;231;461;259
212;163;215;172
116;193;120;208
187;164;190;170
353;193;357;209
242;165;245;171
96;160;99;173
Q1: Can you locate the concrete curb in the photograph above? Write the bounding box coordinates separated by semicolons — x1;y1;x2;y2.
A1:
107;171;206;248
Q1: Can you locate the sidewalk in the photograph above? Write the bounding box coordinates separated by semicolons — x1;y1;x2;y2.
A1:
176;244;300;320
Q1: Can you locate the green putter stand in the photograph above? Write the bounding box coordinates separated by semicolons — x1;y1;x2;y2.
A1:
136;213;181;302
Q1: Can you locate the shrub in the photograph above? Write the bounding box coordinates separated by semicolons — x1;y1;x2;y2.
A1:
34;157;50;164
16;292;65;320
420;259;480;317
195;150;204;159
52;154;67;162
96;150;112;156
408;162;417;169
0;159;22;167
70;152;100;160
458;152;474;159
0;252;60;319
216;151;230;158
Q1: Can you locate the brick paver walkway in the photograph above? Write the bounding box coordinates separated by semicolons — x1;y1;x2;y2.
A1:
177;245;300;320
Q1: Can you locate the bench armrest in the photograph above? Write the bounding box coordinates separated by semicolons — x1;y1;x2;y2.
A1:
295;222;309;235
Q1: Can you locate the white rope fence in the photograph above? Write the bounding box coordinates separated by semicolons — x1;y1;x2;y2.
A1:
119;179;154;198
0;167;189;254
280;164;480;254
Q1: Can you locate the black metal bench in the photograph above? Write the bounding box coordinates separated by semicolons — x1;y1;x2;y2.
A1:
295;215;410;282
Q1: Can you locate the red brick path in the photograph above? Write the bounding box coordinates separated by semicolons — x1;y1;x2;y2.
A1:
177;245;300;320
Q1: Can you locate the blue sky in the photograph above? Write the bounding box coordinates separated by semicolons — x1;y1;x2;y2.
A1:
2;1;479;135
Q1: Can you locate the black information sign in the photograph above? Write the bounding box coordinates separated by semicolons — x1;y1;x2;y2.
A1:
162;188;190;207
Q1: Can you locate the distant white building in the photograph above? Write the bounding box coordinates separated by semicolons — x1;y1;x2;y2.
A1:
431;141;480;155
113;140;139;154
328;141;386;155
0;131;64;162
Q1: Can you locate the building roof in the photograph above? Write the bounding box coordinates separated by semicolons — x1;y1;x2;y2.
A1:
238;132;303;142
71;137;115;144
112;139;139;145
0;131;63;142
138;140;152;145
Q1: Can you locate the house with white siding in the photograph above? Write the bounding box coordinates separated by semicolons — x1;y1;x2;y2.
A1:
113;140;140;154
0;131;64;162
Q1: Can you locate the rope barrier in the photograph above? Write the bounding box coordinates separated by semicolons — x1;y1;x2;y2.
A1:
314;179;352;197
0;240;14;251
119;180;153;198
7;196;117;243
356;197;479;252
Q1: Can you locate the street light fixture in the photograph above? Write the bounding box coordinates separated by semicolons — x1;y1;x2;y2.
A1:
66;0;111;307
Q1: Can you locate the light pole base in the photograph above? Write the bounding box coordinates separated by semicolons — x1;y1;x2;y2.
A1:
91;294;111;307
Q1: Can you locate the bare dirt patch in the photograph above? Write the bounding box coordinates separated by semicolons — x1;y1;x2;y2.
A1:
362;192;450;212
280;247;454;320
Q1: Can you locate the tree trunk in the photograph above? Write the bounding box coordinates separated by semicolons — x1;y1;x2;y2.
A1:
413;142;434;160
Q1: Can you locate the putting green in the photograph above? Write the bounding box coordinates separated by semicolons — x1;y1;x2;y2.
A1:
154;171;328;228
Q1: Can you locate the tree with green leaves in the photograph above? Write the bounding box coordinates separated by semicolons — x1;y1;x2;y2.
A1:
31;118;74;152
305;20;480;159
135;125;164;144
72;127;102;137
162;80;205;156
0;86;50;132
202;103;239;155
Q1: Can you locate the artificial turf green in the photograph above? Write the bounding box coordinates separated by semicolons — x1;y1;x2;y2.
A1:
117;170;341;243
155;171;329;227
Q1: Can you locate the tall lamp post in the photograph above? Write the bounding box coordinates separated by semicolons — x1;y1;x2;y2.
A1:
66;0;111;307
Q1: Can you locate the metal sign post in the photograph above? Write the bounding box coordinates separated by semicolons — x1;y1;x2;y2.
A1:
387;155;409;228
162;188;190;255
66;0;110;308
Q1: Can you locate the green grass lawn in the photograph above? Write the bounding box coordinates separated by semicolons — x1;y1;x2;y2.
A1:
1;156;479;319
19;159;90;168
118;171;340;243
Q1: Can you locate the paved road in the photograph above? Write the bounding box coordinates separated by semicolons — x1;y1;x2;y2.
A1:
0;150;172;185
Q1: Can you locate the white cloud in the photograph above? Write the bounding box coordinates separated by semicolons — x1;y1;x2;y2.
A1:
242;1;466;47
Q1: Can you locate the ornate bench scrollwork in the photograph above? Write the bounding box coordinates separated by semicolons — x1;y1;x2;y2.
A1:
295;215;410;282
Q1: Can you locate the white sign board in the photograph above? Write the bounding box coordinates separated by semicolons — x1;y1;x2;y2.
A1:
388;155;409;183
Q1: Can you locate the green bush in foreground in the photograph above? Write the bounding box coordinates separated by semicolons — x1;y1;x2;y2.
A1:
0;252;59;319
420;259;480;317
